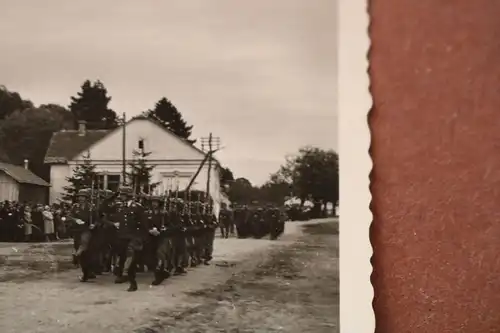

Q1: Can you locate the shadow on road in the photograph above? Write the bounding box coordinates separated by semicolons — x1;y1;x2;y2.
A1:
135;220;339;333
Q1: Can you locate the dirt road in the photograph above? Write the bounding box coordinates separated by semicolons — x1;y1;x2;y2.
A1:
0;219;338;333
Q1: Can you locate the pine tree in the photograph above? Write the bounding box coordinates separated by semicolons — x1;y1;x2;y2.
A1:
69;80;118;130
147;97;196;144
127;148;160;195
62;152;98;202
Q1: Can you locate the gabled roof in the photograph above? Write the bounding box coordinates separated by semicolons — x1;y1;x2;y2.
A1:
44;129;111;164
133;115;220;165
44;116;220;166
0;162;50;187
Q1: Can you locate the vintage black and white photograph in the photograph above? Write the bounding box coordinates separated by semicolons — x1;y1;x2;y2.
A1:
0;1;338;332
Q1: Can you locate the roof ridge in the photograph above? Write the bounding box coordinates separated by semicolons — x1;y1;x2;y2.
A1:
57;129;111;133
0;162;50;186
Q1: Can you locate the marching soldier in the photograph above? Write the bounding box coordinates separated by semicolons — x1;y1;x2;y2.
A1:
190;200;204;267
183;195;196;268
218;203;233;239
144;194;171;286
67;188;98;282
110;186;146;292
234;204;250;239
171;198;188;275
268;205;281;240
249;206;263;239
94;189;120;274
201;201;217;265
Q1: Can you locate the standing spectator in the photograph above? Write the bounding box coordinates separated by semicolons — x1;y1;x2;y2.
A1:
42;205;55;242
23;205;33;242
53;204;65;240
31;204;44;241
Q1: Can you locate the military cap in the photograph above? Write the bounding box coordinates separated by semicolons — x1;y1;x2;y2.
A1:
98;189;114;198
149;195;162;201
76;188;91;197
119;185;133;195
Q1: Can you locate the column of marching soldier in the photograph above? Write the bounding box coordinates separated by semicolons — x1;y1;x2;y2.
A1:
64;185;287;292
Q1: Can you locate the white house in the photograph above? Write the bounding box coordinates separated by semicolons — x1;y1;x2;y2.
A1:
44;116;222;216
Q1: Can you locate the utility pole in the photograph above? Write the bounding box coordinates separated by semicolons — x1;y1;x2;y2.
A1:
200;133;221;203
121;112;127;184
206;133;213;199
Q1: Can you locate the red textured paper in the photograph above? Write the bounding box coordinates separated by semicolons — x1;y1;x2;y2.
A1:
370;1;500;332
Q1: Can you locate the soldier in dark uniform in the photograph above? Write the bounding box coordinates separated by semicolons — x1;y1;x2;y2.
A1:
171;198;188;275
143;194;170;285
201;202;217;265
247;206;261;239
142;195;159;271
109;186;146;292
278;206;287;237
233;205;244;239
237;204;252;239
182;197;196;268
218;203;231;239
191;201;206;266
67;188;98;282
268;205;281;240
94;189;120;274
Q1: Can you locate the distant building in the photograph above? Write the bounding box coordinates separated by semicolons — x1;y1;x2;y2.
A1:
0;161;50;203
44;116;222;215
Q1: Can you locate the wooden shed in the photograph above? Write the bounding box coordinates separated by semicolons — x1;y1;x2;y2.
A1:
0;162;50;204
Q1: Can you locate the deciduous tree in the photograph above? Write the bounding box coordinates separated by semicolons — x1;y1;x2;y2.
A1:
0;85;33;120
275;146;339;217
219;166;234;193
227;177;258;204
0;105;74;179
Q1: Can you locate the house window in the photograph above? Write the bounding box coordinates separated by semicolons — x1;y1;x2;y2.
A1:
95;173;121;192
96;175;105;190
160;171;193;192
107;175;121;192
138;139;144;150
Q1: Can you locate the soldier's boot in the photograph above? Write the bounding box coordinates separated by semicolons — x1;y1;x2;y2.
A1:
151;269;166;286
72;254;79;266
127;279;138;292
112;265;120;276
166;261;174;273
203;253;212;265
126;260;138;292
190;254;198;267
114;274;128;284
79;264;90;282
174;266;187;275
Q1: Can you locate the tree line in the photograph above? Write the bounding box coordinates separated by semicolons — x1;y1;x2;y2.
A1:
224;146;339;217
0;81;338;214
0;81;198;180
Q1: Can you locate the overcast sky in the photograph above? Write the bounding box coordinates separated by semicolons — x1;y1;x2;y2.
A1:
0;0;337;185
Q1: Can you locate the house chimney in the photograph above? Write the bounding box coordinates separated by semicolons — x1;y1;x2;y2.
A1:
78;120;87;136
23;159;29;170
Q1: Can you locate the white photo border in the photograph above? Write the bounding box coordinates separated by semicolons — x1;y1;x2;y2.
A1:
339;0;374;332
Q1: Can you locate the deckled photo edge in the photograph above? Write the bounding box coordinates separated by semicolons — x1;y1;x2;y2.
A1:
338;0;374;333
